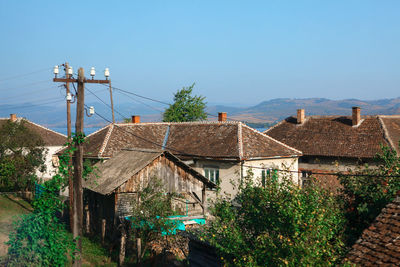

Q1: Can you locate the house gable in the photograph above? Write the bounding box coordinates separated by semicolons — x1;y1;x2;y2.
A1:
84;148;215;195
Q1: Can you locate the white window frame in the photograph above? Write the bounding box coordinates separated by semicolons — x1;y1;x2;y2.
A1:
204;166;219;184
301;170;312;187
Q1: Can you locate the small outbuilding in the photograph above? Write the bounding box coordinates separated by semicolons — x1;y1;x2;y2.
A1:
83;148;216;238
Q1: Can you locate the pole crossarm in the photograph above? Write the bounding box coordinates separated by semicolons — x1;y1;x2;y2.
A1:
53;78;110;84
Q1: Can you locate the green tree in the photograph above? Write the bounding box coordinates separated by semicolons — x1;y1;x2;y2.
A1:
163;83;207;122
6;138;77;266
0;119;46;192
339;145;400;246
199;172;345;266
129;178;180;264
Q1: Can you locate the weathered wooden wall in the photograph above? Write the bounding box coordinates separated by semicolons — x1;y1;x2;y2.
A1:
116;156;204;194
85;154;208;238
115;192;204;218
113;155;206;217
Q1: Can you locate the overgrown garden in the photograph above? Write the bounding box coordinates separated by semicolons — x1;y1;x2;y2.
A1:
200;144;400;266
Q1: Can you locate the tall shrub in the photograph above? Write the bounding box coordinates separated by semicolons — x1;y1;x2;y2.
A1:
200;173;345;266
6;138;77;266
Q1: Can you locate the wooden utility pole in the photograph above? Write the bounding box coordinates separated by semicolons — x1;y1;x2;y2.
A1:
52;65;112;266
72;67;85;267
64;62;74;230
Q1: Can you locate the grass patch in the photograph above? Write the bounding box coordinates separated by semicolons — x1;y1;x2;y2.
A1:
81;236;117;267
0;194;32;220
0;195;117;266
0;194;32;257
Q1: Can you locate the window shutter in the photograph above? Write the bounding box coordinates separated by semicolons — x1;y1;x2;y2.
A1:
261;170;266;187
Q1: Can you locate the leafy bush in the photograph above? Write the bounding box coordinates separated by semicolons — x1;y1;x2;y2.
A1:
200;173;345;266
129;178;180;263
339;145;400;246
5;142;76;266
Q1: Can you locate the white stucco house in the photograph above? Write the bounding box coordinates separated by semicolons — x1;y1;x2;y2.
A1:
0;114;67;182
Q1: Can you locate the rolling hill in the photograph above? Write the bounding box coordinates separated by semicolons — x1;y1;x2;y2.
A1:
1;97;400;130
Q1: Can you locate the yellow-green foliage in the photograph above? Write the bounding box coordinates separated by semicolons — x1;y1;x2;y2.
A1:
200;174;345;266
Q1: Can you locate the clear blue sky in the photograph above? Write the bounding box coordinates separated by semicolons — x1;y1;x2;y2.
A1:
0;0;399;108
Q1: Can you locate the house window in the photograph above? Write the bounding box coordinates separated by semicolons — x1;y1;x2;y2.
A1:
204;167;219;184
301;171;312;187
261;170;266;187
261;169;278;187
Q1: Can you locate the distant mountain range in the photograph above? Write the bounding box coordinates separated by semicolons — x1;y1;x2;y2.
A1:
207;97;400;123
1;97;400;129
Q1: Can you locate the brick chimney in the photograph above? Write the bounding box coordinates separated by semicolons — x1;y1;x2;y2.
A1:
218;112;227;122
297;109;305;124
10;114;17;122
352;107;361;126
131;115;140;123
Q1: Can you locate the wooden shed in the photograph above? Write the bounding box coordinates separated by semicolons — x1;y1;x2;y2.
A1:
83;148;216;239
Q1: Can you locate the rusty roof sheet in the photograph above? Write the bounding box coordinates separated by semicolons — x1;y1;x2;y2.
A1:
82;121;301;160
265;116;393;159
83;148;215;195
0;118;66;146
345;196;400;266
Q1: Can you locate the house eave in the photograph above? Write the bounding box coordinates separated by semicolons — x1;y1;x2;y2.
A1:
243;155;301;161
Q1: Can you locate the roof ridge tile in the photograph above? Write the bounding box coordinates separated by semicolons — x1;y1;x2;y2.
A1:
98;124;114;157
238;122;243;159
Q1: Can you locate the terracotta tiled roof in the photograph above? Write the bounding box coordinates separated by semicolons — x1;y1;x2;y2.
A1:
265;115;400;159
379;116;400;155
0;118;66;146
345;196;400;266
82;121;301;160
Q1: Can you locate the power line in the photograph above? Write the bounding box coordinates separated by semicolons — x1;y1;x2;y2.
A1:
87;106;400;178
0;67;52;82
0;86;57;102
86;86;128;120
0;79;52;91
239;165;400;177
88;105;201;156
114;89;164;113
0;93;64;106
0;98;64;110
108;85;171;106
83;90;394;178
107;84;238;121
